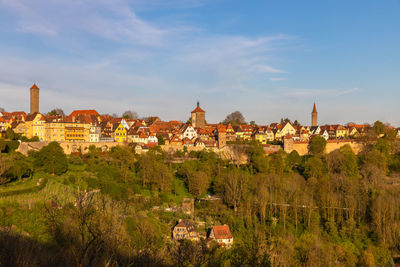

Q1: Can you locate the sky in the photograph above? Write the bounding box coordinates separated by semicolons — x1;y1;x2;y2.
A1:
0;0;399;126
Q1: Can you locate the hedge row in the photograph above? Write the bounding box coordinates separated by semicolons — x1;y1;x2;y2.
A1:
0;178;48;197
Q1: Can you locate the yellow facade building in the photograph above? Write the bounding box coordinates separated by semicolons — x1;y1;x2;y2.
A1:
113;123;127;142
64;123;90;142
25;113;46;141
45;122;65;142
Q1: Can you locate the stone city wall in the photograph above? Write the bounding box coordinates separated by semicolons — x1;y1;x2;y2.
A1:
287;139;363;156
17;141;120;155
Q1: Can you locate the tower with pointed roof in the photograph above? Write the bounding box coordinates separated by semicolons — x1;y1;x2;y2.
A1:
30;83;40;114
311;103;318;127
191;101;206;128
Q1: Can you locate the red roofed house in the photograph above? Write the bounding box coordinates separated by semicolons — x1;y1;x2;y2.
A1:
170;135;183;147
209;225;233;247
69;110;100;124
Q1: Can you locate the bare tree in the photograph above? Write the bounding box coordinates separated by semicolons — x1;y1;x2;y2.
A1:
221;169;248;214
44;193;129;267
222;111;246;125
122;110;139;119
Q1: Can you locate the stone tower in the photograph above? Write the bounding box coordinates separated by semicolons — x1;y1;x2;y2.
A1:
217;127;226;149
30;83;39;114
191;101;206;128
311;103;318;127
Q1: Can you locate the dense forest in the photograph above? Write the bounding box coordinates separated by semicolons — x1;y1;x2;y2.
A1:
0;122;400;266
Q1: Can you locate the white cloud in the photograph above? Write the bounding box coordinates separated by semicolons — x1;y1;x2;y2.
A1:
0;0;170;45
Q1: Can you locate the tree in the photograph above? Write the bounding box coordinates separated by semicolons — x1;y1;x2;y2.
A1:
122;110;139;119
44;193;129;267
46;108;65;116
110;146;135;183
137;152;172;192
326;145;358;177
280;118;292;124
151;162;173;193
248;141;269;173
309;136;327;155
222;111;246;125
220;168;249;214
288;150;302;169
157;135;165;145
0;107;5;112
373;121;385;136
187;171;210;197
5;128;19;140
304;157;325;179
0;153;32;184
34;142;68;175
6;153;33;181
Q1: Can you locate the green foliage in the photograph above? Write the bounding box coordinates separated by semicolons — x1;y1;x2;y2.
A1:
33;142;68;175
0;140;20;153
1;139;400;266
0;153;33;184
248;141;269;173
309;135;327;155
373;120;385;136
326;145;359;177
304;156;326;179
157;134;166;145
269;150;288;175
288;150;302;169
137;152;173;193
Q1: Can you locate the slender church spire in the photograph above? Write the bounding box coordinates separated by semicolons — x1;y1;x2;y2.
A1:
311;102;318;126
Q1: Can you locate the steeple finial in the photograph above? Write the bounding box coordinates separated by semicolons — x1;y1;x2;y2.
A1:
197;101;199;107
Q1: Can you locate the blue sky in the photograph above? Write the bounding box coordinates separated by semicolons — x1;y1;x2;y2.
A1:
0;0;399;126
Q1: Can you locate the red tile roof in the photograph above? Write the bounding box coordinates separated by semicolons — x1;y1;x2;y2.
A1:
70;110;100;117
212;225;232;239
191;102;205;113
31;83;39;90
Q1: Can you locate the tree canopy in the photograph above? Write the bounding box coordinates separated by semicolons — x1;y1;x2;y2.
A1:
309;135;327;155
222;111;246;125
46;108;65;116
33;142;68;175
122;110;139;119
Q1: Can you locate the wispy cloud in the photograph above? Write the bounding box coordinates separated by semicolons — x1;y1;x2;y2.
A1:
269;77;286;81
284;87;360;98
0;0;294;122
0;0;173;45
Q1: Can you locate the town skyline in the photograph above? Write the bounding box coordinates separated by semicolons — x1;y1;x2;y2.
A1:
1;83;399;127
0;1;399;126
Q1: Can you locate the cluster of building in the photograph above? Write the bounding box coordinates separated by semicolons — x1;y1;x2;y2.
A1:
172;220;233;247
1;84;399;150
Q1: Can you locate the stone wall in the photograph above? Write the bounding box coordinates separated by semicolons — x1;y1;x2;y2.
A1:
286;139;363;156
17;141;120;155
